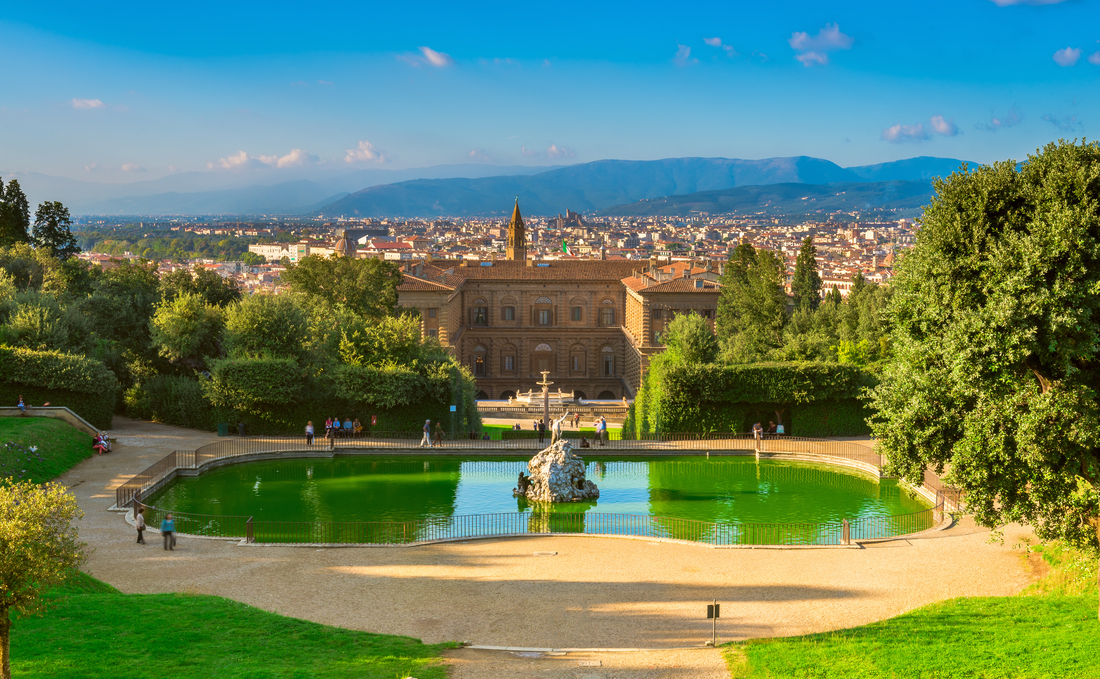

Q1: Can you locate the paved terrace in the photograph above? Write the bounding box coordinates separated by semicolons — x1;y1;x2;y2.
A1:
58;417;1036;677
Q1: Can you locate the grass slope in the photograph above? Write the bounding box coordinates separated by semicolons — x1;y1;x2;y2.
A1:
0;417;94;483
726;543;1100;679
11;573;454;679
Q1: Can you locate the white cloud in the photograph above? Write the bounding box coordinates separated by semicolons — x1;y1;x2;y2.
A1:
467;148;492;161
84;163;100;173
1090;51;1100;65
209;148;319;170
1041;113;1082;132
795;51;829;66
789;23;853;51
672;44;698;67
929;115;959;137
882;123;931;143
546;144;576;159
703;37;738;57
520;145;539;157
71;98;105;109
344;140;388;164
988;0;1070;5
120;162;146;172
789;23;853;67
1053;47;1082;66
420;46;453;67
977;107;1023;131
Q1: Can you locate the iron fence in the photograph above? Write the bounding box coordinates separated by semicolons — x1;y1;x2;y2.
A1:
131;504;940;547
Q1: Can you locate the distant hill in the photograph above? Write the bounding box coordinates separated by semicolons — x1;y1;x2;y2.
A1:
319;156;968;218
847;156;971;183
594;180;936;218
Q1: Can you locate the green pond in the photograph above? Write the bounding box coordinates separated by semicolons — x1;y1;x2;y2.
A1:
147;455;933;544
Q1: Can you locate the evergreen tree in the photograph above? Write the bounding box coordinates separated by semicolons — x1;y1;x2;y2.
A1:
31;202;79;259
716;244;788;362
0;179;31;248
791;236;822;311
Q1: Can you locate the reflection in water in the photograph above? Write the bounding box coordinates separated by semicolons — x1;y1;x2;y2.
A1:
148;455;930;536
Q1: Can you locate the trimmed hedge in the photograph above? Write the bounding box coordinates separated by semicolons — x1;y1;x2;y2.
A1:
0;346;118;428
629;361;875;438
127;361;481;437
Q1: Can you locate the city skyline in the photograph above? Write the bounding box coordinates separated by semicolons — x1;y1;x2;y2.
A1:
2;0;1098;183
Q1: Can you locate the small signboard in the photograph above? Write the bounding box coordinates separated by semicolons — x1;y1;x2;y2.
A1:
450;405;457;412
707;604;721;619
370;415;377;425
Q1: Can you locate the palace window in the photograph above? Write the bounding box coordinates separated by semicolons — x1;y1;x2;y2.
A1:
571;306;583;322
504;355;515;371
502;306;515;321
427;308;437;318
475;355;486;376
472;307;488;326
602;346;615;376
600;308;615;326
538;309;551;325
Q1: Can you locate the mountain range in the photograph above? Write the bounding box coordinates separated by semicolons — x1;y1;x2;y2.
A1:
3;156;971;218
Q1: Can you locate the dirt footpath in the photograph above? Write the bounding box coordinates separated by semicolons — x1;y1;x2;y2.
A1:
59;418;1035;664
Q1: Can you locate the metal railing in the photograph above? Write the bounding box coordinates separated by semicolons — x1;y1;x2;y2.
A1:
132;503;942;547
117;432;958;546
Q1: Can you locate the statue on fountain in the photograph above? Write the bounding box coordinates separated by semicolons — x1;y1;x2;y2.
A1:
513;437;599;502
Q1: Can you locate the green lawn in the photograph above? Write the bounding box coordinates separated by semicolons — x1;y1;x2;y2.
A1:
725;543;1100;679
0;417;94;483
10;572;455;679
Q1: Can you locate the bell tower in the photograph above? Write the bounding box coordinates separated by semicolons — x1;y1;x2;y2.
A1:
506;198;527;261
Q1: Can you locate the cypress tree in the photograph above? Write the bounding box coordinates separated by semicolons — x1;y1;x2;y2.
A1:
0;178;31;247
791;236;822;311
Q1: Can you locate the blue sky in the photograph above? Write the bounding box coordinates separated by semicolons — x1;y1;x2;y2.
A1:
1;0;1098;182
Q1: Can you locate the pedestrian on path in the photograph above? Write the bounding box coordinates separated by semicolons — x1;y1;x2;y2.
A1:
420;420;432;447
537;419;546;444
135;507;146;545
305;421;314;446
434;421;444;447
161;513;176;551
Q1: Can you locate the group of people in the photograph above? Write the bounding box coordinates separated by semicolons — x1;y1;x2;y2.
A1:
751;420;786;440
420;419;446;447
92;433;112;455
531;414;609;445
133;507;176;551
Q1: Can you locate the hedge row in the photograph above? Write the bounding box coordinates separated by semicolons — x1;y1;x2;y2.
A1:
0;346;118;428
126;364;481;437
627;361;875;438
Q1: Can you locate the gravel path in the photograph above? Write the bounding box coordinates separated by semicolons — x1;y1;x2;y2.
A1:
58;417;1036;675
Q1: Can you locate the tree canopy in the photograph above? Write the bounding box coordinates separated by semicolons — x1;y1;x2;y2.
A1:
869;140;1100;565
791;236;822;312
0;479;86;679
31;202;79;260
0;180;30;249
280;255;402;319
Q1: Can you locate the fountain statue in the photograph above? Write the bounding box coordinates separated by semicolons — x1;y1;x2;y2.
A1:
514;438;599;502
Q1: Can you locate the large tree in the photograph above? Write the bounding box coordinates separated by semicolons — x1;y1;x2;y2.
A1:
717;243;788;362
31;202;79;259
160;267;241;307
791;236;822;311
869;141;1100;614
0;480;87;679
280;255;401;319
0;180;30;248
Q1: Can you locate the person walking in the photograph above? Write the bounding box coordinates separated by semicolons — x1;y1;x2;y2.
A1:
433;421;444;447
161;513;176;551
420;419;432;448
305;421;314;446
537;419;546;444
135;507;146;545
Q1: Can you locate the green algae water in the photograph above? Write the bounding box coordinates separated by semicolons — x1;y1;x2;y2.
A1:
147;455;932;544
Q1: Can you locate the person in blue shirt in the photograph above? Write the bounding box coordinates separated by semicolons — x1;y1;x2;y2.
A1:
161;513;176;551
17;394;25;414
343;418;353;437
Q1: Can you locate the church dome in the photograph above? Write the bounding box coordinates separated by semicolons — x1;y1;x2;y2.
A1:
333;231;356;256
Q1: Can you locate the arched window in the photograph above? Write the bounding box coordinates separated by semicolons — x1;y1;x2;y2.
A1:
471;299;488;326
601;346;614;376
474;345;487;376
534;296;553;304
533;297;553;326
534;343;552;352
501;345;516;373
570;344;586;374
533;343;553;374
599;299;615;326
500;297;517;321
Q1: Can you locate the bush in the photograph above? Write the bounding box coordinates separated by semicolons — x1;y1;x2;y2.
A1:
0;346;117;428
125;375;225;431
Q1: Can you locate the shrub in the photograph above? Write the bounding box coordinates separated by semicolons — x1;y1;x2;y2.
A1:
0;346;117;428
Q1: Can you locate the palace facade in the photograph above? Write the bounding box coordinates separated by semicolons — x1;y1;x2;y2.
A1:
394;201;722;400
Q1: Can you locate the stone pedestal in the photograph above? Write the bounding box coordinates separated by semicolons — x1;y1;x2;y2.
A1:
515;439;599;502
